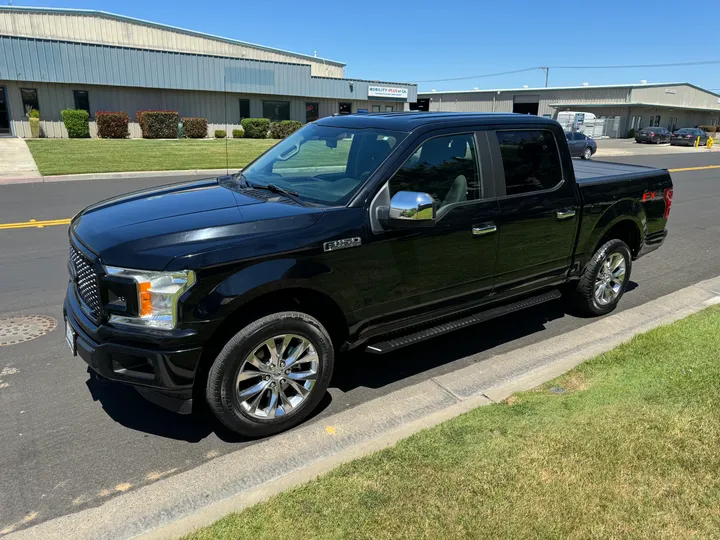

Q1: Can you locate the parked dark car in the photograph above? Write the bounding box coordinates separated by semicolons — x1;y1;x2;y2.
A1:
565;131;597;159
635;127;672;144
64;113;673;437
671;128;709;146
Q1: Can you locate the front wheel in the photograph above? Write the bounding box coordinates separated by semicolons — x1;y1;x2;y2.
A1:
206;311;334;437
573;239;632;316
581;146;592;160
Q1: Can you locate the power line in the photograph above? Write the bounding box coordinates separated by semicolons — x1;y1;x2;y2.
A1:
416;60;720;83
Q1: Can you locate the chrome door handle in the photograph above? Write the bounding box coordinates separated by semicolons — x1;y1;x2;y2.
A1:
472;224;497;236
556;209;576;220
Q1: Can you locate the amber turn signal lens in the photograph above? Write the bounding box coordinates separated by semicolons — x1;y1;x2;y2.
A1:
138;282;152;316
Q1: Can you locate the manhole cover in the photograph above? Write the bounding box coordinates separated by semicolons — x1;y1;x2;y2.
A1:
0;315;58;346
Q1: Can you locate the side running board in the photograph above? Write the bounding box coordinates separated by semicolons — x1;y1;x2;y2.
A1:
365;289;562;354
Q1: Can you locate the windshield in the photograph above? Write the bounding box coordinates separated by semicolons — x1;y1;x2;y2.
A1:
241;124;407;206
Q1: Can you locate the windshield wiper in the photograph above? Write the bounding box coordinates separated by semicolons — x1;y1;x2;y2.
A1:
250;182;306;206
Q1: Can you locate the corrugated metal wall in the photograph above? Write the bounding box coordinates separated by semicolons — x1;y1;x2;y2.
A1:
0;36;416;102
0;9;345;78
631;85;720;111
1;81;408;138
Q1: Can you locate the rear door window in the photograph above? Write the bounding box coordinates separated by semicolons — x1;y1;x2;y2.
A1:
495;130;563;196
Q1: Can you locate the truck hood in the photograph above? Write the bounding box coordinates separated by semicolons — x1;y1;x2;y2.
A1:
71;177;325;270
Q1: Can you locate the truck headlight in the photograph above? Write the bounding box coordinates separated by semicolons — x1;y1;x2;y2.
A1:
105;267;196;329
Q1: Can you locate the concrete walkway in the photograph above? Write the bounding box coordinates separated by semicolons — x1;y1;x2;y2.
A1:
0;138;42;183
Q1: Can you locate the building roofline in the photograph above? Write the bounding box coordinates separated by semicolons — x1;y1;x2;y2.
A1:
419;82;720;98
0;5;346;67
549;102;720;113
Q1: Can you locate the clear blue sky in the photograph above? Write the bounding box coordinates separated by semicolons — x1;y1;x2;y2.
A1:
12;0;720;93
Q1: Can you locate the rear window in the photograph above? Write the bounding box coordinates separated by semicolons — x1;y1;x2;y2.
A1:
675;128;692;133
496;130;562;196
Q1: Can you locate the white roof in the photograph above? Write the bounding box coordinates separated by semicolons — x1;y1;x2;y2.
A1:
419;82;719;97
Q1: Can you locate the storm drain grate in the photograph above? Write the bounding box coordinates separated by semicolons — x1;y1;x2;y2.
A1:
0;315;58;346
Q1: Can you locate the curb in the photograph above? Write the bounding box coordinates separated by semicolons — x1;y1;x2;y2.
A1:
8;275;720;540
0;169;231;185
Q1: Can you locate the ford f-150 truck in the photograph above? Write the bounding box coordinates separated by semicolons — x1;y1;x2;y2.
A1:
64;112;673;436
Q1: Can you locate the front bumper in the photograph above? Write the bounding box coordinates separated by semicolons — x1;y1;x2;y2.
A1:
637;229;668;259
64;282;203;414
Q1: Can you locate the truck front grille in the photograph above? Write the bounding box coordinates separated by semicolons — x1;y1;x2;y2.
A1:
69;244;101;319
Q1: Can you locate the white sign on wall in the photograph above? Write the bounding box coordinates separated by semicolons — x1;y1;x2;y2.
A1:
664;88;677;94
368;86;408;99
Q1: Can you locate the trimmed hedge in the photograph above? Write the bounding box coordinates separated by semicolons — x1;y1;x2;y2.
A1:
136;110;179;139
214;130;227;139
269;120;303;139
96;111;129;139
182;117;208;139
61;109;90;138
698;125;717;133
232;129;244;138
241;118;270;139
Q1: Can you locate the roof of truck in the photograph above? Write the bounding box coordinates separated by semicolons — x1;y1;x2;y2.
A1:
315;112;557;131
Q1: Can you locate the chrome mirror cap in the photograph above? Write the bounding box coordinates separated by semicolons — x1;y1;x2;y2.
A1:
389;191;436;221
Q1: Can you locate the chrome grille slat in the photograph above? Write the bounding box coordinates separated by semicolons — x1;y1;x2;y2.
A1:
69;244;101;319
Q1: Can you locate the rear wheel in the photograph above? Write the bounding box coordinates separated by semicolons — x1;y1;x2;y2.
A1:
573;239;632;316
581;146;592;160
206;311;334;437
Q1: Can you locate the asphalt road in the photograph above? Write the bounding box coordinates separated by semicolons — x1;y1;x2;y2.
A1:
1;153;719;533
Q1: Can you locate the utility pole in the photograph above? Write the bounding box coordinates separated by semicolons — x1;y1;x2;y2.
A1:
540;66;549;87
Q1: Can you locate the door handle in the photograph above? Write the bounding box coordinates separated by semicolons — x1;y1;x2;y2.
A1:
556;209;576;220
472;223;497;236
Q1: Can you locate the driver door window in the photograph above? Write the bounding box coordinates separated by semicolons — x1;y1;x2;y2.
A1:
389;134;479;213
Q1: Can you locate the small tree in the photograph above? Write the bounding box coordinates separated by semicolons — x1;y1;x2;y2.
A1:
25;106;41;138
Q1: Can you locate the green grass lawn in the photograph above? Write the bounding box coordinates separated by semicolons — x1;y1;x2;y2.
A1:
186;306;720;540
25;139;278;176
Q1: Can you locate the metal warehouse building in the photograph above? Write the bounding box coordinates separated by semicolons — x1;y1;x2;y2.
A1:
416;83;720;138
0;6;417;138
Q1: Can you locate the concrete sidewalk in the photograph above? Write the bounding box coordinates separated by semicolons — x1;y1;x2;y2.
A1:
0;138;42;183
8;275;720;540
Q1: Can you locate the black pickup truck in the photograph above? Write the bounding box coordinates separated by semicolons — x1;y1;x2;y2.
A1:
64;113;673;436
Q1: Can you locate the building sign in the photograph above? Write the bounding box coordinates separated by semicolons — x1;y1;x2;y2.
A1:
357;108;368;113
368;86;408;99
664;88;677;94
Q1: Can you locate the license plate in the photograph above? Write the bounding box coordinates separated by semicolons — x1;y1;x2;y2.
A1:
65;320;76;356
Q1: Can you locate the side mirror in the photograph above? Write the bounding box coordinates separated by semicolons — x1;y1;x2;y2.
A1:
388;191;436;223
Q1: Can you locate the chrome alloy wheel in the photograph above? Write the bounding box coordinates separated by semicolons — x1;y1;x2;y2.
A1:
235;334;318;419
594;252;627;306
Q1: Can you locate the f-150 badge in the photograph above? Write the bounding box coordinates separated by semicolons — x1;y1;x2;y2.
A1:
323;237;362;252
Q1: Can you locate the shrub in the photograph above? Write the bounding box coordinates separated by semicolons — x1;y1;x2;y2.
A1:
232;129;244;138
136;110;179;139
627;128;636;139
29;117;40;138
269;120;303;139
27;108;40;119
96;111;129;139
214;129;227;139
698;125;717;133
241;118;270;139
61;109;90;138
182;117;208;139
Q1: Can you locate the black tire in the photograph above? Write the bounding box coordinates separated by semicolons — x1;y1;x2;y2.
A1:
573;239;632;316
581;146;592;160
206;311;334;437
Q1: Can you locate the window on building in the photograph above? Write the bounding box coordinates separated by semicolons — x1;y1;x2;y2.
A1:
305;102;319;123
385;105;393;112
339;102;352;115
73;90;90;115
711;118;718;126
390;133;479;212
668;117;678;131
262;101;290;122
648;115;661;128
631;116;643;130
239;99;250;122
372;105;381;112
495;130;562;196
20;88;39;115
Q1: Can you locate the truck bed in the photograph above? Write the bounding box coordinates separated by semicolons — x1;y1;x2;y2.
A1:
573;160;663;184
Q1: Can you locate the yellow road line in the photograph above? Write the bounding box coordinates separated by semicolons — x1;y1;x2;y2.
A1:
0;218;71;230
668;165;720;173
